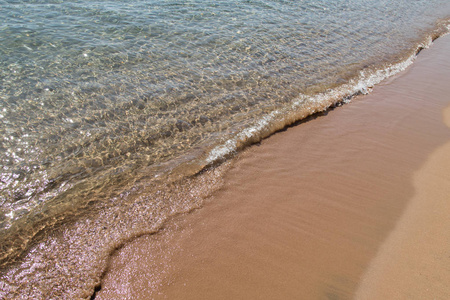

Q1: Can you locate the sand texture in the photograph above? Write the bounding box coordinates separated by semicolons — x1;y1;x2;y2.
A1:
355;103;450;300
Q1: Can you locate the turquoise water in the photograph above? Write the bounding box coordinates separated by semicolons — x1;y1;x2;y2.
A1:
1;0;450;298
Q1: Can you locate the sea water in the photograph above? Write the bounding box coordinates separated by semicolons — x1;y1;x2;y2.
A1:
0;0;449;298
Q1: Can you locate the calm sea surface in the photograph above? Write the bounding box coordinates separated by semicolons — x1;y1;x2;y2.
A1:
1;0;450;298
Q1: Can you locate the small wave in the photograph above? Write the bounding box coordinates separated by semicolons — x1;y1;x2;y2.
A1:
204;26;447;167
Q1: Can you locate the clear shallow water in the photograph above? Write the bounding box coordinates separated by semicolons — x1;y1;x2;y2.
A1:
0;0;449;298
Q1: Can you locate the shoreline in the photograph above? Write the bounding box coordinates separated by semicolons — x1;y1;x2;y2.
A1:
95;35;450;299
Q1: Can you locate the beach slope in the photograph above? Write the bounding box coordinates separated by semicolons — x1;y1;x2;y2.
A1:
96;35;450;299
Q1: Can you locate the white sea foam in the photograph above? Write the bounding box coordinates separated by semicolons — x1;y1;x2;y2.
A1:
205;44;426;166
207;110;280;162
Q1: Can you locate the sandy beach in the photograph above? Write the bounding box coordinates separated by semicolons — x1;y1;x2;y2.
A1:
95;34;450;299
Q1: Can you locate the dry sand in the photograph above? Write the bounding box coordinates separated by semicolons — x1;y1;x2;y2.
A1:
96;35;450;299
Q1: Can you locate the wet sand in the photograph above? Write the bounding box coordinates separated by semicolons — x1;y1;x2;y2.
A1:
96;34;450;299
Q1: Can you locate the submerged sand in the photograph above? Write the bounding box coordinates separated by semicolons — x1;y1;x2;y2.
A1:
96;35;450;299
